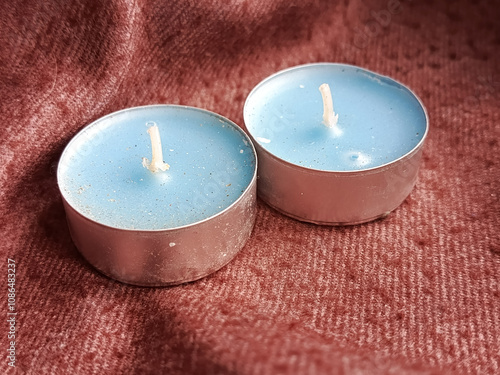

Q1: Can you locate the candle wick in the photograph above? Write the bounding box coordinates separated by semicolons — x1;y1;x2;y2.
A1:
319;83;339;129
142;122;170;173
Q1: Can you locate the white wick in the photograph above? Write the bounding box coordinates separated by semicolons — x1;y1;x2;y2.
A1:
142;123;170;173
319;83;339;129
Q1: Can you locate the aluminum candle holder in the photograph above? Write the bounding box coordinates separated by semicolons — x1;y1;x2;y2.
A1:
58;105;257;286
244;63;429;225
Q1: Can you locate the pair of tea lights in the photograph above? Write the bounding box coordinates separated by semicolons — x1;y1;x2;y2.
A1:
58;63;428;286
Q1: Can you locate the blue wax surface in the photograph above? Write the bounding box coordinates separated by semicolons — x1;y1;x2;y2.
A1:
58;105;256;230
244;64;427;171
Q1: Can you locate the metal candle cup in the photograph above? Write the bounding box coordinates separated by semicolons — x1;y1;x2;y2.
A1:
58;105;257;286
244;63;428;225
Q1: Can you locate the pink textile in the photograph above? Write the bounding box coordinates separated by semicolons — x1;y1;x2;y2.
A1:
1;0;499;373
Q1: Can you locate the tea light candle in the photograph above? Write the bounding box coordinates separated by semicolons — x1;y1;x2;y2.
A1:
58;105;257;286
244;63;428;225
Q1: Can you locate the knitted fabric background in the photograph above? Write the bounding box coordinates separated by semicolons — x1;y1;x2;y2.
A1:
1;0;499;373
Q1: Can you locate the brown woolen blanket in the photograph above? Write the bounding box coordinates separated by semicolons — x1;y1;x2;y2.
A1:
1;0;499;373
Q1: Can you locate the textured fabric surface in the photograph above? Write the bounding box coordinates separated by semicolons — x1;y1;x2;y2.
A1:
1;0;499;373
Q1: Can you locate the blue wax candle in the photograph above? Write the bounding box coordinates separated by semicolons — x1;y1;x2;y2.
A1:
58;105;256;231
244;63;427;171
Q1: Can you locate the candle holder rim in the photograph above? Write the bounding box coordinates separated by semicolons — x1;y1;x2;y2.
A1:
57;104;258;233
243;62;429;174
